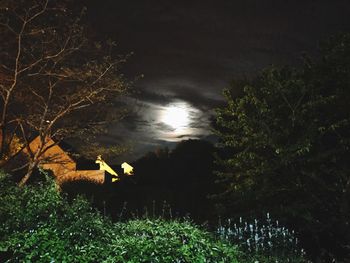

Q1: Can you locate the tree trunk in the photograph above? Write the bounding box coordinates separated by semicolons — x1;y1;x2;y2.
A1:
18;160;37;187
0;159;6;168
0;127;7;165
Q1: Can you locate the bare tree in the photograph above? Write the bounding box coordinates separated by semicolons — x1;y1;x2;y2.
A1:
0;0;130;186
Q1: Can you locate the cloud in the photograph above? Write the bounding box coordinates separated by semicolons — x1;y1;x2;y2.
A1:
86;0;350;162
155;122;176;132
133;82;224;111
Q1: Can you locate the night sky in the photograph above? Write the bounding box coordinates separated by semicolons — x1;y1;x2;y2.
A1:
85;0;350;162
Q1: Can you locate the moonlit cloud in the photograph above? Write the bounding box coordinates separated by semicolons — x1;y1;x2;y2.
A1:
161;104;189;130
87;0;350;162
106;97;212;162
140;100;210;141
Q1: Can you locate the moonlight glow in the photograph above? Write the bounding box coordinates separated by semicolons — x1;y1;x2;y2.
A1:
162;104;190;130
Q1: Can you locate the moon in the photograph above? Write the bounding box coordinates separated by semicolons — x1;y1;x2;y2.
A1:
161;103;190;130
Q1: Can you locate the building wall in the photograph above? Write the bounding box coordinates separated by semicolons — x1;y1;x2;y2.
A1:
24;136;105;184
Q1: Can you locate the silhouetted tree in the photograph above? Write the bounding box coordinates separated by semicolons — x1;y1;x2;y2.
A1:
104;140;217;221
169;140;217;219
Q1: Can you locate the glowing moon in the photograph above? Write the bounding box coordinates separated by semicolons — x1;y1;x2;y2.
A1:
162;104;189;130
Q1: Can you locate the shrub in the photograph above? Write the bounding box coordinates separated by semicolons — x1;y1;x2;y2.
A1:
0;171;239;262
108;219;239;263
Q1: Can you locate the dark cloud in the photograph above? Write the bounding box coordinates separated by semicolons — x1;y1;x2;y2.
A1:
133;86;223;110
175;133;209;141
84;0;350;161
172;87;224;110
133;89;172;106
155;122;176;133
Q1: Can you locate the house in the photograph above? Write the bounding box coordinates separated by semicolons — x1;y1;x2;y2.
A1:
121;162;134;175
96;155;119;182
7;135;133;185
23;136;77;178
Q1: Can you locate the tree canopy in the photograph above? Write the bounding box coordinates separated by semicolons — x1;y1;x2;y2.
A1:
214;34;350;261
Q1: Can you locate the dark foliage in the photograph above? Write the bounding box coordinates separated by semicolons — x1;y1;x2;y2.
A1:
0;171;240;262
214;34;350;262
61;139;218;222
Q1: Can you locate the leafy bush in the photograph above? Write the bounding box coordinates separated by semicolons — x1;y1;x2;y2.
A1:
0;171;239;262
109;219;239;263
217;214;308;262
